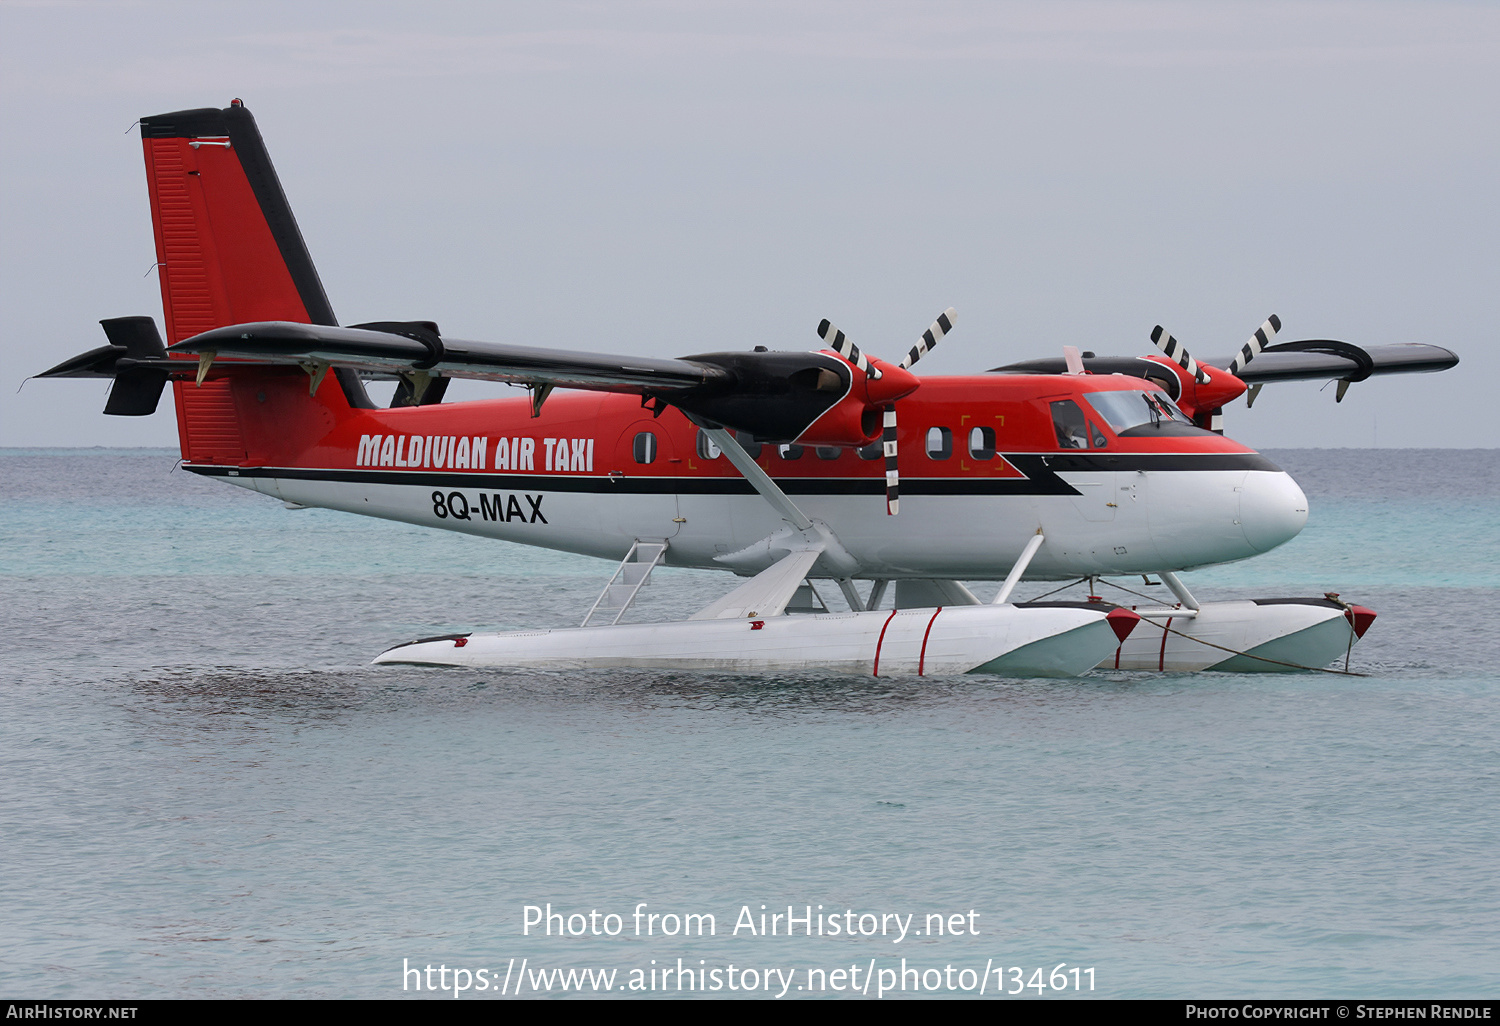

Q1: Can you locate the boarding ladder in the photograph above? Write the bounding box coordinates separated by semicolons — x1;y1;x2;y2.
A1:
581;540;669;627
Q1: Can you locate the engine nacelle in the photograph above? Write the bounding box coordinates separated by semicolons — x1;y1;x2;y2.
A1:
669;350;919;446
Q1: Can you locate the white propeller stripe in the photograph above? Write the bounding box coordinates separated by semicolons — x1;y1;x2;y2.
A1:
818;318;881;380
899;307;957;370
1228;314;1282;377
1151;325;1210;385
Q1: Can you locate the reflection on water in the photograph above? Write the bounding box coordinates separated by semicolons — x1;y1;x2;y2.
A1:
2;449;1497;998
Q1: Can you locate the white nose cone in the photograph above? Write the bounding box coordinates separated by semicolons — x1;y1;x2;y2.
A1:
1239;472;1309;553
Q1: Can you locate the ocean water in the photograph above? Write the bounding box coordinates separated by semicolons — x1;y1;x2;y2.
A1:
1;448;1496;999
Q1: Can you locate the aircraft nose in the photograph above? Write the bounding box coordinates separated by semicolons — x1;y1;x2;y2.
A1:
1239;471;1308;553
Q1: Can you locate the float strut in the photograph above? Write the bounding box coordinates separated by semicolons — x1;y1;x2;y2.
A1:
994;530;1045;605
1158;570;1200;610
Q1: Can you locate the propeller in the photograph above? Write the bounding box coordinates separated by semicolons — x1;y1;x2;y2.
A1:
1148;325;1211;385
1150;314;1282;383
1228;314;1282;376
1149;314;1281;431
816;308;957;515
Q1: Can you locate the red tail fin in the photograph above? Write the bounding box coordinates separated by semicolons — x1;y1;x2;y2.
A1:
139;100;371;464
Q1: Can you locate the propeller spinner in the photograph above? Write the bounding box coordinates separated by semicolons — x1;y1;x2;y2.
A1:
816;308;957;515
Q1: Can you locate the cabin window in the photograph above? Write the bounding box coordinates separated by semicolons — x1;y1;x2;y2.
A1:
968;426;997;461
858;440;883;460
815;446;842;461
736;431;762;459
1050;400;1090;449
778;443;804;460
633;431;657;464
925;427;952;460
696;430;721;460
1090;421;1107;448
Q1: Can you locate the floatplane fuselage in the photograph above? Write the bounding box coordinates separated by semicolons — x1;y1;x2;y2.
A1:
196;377;1308;583
40;100;1458;676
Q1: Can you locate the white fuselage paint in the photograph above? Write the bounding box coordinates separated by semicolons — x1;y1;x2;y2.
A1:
224;464;1309;581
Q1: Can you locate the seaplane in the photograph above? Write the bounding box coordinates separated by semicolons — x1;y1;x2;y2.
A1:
38;100;1459;677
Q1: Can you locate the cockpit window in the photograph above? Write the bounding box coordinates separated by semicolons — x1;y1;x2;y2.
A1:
1082;390;1189;433
1050;400;1091;449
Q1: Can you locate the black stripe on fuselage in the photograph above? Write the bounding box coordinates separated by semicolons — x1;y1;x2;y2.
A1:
187;451;1281;495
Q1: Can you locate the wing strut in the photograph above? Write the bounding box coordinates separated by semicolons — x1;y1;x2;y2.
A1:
698;426;862;589
700;427;813;531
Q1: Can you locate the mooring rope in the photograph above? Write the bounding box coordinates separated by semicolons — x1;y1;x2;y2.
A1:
1130;614;1367;677
1041;577;1368;677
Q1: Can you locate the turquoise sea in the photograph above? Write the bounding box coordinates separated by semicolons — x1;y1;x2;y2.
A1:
1;448;1496;999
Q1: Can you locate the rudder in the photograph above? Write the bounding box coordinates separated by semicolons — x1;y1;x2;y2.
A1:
139;99;372;463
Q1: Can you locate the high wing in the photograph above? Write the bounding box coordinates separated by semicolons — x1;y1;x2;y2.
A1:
1201;340;1458;384
173;320;731;393
992;341;1458;386
162;319;877;444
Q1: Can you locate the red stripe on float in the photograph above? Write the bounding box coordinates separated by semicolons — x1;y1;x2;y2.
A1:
917;607;943;676
872;609;899;677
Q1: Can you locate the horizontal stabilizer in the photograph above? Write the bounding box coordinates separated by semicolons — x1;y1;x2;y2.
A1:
39;317;172;415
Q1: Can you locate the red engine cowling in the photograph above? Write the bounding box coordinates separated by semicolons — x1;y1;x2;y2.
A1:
1138;355;1248;429
795;355;919;446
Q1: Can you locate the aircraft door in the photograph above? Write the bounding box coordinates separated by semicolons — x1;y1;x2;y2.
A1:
1066;471;1117;522
1047;398;1115;522
614;422;682;539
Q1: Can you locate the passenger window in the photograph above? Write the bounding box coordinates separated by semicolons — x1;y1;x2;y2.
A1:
925;427;952;460
736;431;762;459
696;430;721;460
1050;400;1090;449
632;431;657;464
968;426;996;461
815;446;842;461
858;440;883;460
778;443;804;460
1089;421;1107;449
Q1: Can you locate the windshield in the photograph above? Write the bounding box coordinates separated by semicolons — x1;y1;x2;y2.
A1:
1082;390;1190;433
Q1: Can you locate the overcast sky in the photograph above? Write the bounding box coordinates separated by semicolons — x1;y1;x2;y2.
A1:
2;0;1495;448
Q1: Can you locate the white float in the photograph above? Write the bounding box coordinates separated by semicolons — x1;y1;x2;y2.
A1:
376;602;1141;677
1092;593;1374;672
